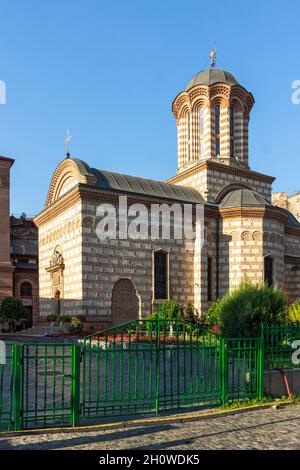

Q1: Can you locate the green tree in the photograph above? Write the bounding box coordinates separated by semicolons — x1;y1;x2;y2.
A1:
0;297;28;332
208;282;288;338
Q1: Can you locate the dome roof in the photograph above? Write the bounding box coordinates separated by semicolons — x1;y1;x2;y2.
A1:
185;68;238;91
219;188;270;209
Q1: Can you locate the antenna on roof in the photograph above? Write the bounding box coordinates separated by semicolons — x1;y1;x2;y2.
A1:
209;43;217;68
65;129;71;159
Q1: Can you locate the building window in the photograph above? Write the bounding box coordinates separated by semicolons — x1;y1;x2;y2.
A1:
20;282;32;298
199;108;204;135
207;257;213;301
264;256;273;285
154;251;168;300
215;105;220;156
199;108;205;158
230;107;234;158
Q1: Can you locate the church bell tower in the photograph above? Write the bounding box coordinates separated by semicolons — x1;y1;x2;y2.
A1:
172;50;255;174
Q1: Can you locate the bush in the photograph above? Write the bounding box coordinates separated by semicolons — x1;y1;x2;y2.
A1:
0;296;28;321
205;299;223;328
69;316;83;334
0;297;28;332
287;300;300;324
215;282;288;338
184;303;200;324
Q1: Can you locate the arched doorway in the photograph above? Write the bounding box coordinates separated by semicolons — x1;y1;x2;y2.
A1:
111;279;139;325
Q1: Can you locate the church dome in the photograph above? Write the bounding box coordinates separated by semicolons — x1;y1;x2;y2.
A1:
185;68;238;91
219;188;270;209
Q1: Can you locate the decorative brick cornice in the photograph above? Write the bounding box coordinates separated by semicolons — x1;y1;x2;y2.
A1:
219;207;266;220
285;225;300;236
166;159;275;185
34;185;81;227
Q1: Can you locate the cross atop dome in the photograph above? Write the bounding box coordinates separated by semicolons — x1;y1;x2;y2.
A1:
209;48;216;68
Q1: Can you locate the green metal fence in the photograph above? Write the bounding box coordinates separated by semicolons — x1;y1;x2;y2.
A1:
263;324;300;370
0;320;266;432
0;343;15;432
81;320;264;420
82;320;222;419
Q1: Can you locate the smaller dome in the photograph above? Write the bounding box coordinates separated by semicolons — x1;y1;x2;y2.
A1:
219;189;270;209
185;68;238;91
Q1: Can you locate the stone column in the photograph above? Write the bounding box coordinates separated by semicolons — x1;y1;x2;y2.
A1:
0;156;15;300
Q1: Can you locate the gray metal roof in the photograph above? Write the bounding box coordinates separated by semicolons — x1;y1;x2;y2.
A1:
287;211;300;227
73;159;205;204
185;68;238;91
219;188;270;209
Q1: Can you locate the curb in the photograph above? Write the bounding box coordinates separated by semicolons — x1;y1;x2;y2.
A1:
0;399;294;437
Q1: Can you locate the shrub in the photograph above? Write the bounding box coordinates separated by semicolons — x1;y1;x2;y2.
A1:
161;300;184;321
0;297;28;332
205;299;223;328
216;282;288;338
184;303;200;324
69;316;83;334
0;297;28;321
287;300;300;325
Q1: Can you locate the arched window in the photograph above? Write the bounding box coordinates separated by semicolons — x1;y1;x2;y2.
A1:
199;108;205;157
154;251;168;300
230;107;235;158
215;105;220;156
264;256;273;286
20;282;32;298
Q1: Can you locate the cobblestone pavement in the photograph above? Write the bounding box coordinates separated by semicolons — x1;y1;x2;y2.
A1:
0;407;299;450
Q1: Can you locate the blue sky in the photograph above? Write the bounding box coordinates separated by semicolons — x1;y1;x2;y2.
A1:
1;0;300;215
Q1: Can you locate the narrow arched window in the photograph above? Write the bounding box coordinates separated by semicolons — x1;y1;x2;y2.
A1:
20;282;32;298
154;251;168;300
199;108;205;157
215;105;220;156
230;107;235;158
264;256;273;286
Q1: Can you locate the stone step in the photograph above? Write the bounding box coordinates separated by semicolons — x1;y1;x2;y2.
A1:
20;325;68;335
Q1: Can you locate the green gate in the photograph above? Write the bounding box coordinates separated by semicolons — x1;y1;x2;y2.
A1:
20;343;79;429
0;343;15;432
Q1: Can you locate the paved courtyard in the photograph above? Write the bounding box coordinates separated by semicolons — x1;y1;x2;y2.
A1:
0;406;299;450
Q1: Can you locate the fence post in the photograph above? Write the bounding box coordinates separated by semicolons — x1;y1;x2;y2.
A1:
221;338;228;406
13;344;22;431
155;320;161;416
258;334;265;400
71;344;81;427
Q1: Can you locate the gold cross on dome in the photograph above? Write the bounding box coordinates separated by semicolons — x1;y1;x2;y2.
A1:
209;48;216;68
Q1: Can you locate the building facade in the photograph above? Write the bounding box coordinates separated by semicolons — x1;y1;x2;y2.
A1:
0;156;39;327
34;64;300;330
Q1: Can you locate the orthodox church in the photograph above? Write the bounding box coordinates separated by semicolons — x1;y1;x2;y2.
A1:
33;53;300;329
